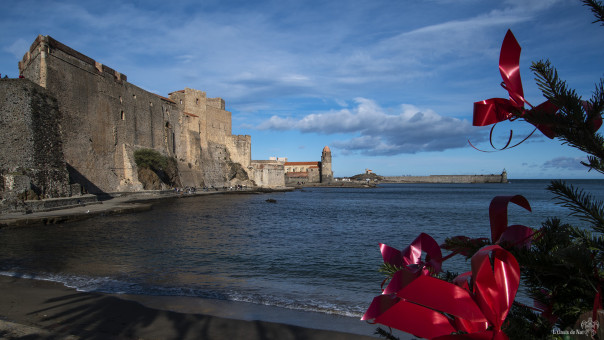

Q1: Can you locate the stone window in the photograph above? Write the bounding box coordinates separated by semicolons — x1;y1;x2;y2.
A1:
172;132;176;154
120;111;125;120
196;98;199;105
133;94;136;99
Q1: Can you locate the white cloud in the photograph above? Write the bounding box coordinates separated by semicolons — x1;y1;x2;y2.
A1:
542;157;587;170
257;98;481;155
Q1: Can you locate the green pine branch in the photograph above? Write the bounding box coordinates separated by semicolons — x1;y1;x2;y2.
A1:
547;180;604;233
584;0;604;25
529;60;604;174
374;327;400;340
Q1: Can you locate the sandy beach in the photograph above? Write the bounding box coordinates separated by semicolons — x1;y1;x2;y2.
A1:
0;276;381;340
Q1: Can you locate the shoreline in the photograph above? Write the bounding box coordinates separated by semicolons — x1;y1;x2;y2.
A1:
0;187;293;228
0;275;382;339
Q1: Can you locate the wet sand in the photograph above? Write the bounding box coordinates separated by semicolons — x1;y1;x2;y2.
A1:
0;276;381;339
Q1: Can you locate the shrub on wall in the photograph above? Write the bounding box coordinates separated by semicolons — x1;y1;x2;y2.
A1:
134;149;168;172
134;149;181;189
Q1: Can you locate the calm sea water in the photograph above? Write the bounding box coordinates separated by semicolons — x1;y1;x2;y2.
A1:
2;180;604;318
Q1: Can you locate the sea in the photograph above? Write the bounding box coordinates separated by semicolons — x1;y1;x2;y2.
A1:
2;179;604;335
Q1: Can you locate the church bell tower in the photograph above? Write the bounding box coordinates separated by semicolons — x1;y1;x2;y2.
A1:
320;146;333;183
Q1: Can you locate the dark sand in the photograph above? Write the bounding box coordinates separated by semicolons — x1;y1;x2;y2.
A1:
0;276;381;339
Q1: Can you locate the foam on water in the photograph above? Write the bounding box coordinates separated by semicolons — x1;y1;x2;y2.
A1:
0;270;364;318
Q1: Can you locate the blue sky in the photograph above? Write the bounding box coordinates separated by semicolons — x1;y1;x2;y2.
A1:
1;0;603;178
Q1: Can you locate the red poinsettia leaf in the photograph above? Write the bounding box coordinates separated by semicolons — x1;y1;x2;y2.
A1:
380;243;403;266
454;315;490;335
401;232;443;272
383;268;420;295
499;30;525;107
471;245;520;330
489;195;531;243
397;275;487;322
373;299;458;339
361;294;400;321
473;98;519;126
497;225;534;249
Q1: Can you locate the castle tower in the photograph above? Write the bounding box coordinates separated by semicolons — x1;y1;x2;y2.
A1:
320;146;333;183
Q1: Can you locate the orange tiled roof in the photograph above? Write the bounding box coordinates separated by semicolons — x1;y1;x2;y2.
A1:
183;112;198;117
284;162;319;166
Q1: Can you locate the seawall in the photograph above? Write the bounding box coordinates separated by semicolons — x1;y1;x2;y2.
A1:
382;174;507;184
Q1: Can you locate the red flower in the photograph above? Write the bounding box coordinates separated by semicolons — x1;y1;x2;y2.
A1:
379;233;443;294
363;245;520;340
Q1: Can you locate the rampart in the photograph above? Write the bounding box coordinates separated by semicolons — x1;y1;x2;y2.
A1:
382;173;507;184
14;35;253;193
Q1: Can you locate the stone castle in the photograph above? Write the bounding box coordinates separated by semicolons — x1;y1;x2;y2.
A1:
0;35;332;201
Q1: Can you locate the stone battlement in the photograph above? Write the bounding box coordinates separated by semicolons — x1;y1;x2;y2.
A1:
19;35;127;83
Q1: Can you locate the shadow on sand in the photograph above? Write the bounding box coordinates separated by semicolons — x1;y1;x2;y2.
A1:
19;289;375;340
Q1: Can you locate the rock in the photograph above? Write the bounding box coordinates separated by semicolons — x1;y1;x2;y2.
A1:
137;167;163;190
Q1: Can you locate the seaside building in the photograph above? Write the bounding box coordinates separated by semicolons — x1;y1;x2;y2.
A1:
250;146;333;187
281;146;333;185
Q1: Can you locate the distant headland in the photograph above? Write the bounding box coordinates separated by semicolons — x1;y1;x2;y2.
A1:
337;169;508;184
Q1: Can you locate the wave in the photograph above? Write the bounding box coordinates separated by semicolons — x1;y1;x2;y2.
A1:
0;270;364;318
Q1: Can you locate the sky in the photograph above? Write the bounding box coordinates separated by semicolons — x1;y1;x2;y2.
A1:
1;0;603;179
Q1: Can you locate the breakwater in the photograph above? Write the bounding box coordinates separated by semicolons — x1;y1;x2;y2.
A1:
382;173;507;184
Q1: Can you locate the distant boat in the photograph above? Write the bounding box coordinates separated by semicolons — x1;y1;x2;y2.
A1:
265;199;277;203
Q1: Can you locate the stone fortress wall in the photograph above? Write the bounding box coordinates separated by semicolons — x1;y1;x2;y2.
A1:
12;35;254;194
382;171;508;184
0;79;71;199
249;160;286;188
